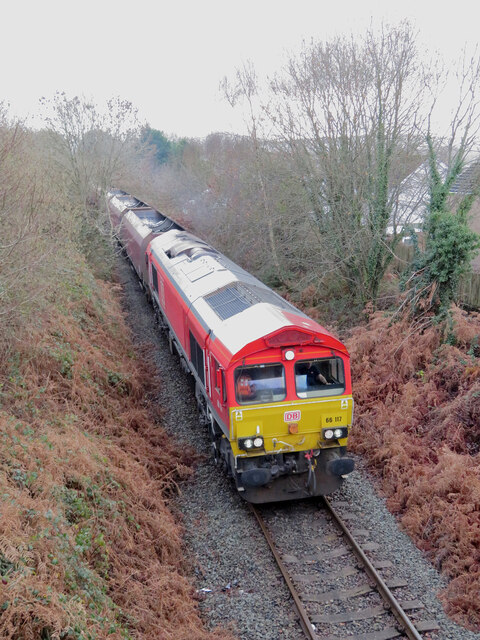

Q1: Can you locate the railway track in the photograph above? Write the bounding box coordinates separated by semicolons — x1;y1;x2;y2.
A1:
249;498;440;640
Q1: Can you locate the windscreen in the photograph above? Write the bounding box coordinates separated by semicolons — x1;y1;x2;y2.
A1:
234;364;286;405
295;357;345;398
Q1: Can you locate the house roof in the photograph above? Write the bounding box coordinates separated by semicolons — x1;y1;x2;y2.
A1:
449;161;480;195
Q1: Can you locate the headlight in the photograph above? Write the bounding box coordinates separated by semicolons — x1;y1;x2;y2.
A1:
239;436;264;450
322;427;348;441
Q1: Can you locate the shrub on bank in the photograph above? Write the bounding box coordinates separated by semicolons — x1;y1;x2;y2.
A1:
0;258;232;640
348;306;480;630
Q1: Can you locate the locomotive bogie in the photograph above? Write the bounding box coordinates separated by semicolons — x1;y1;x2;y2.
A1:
107;189;355;503
233;447;352;503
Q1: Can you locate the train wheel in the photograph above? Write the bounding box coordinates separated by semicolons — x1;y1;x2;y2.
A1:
219;437;234;478
168;332;175;355
179;357;190;374
211;441;220;465
144;284;152;305
155;308;167;331
208;419;222;466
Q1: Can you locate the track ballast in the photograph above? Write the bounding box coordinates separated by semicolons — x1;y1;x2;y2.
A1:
250;498;440;640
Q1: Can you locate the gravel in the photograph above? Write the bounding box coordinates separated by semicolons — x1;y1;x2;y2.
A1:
117;257;480;640
330;460;480;640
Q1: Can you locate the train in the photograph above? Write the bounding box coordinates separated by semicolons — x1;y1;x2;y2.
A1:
108;189;355;503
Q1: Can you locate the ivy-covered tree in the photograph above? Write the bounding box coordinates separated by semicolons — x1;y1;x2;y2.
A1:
403;41;480;322
404;141;480;316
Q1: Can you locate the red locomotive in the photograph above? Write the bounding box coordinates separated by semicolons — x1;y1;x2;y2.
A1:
108;189;354;503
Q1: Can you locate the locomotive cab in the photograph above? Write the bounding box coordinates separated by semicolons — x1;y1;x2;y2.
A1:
223;331;355;503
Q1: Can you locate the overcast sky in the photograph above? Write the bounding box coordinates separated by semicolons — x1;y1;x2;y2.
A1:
2;0;479;138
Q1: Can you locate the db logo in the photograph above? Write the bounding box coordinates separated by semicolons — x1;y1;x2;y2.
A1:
284;410;301;422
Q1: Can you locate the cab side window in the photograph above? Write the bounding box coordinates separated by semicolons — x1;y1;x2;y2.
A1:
213;358;227;403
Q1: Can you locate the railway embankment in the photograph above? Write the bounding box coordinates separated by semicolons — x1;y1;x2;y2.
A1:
0;256;232;640
118;254;480;640
347;306;480;631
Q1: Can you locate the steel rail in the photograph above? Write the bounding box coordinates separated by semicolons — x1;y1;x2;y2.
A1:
321;496;424;640
248;503;317;640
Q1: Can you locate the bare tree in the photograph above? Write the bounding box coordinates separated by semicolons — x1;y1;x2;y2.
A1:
221;64;285;281
39;93;144;273
41;93;141;223
0;105;72;334
263;22;428;305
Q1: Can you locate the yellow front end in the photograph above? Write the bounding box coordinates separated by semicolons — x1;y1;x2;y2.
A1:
230;395;354;457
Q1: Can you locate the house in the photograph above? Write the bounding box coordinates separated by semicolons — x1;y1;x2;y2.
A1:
388;159;480;272
387;161;448;237
449;161;480;273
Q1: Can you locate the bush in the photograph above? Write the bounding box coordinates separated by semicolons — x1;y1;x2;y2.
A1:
347;305;480;629
0;259;232;640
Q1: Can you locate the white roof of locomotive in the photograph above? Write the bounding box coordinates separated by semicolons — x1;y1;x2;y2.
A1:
149;229;309;358
209;303;307;356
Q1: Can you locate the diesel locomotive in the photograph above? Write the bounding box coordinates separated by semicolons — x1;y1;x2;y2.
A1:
108;189;354;503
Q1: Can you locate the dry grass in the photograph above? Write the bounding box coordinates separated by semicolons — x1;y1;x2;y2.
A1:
347;305;480;630
0;260;233;640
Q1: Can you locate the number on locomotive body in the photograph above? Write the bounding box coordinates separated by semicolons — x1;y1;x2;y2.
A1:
325;415;343;424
